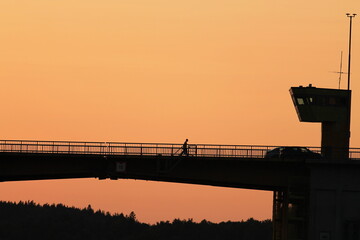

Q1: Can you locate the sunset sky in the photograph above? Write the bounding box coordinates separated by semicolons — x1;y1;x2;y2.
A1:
0;0;359;224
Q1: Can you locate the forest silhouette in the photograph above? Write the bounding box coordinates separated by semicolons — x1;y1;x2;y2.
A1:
0;201;271;240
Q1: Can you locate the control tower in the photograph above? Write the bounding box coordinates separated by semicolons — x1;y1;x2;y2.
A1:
290;85;351;161
284;85;360;240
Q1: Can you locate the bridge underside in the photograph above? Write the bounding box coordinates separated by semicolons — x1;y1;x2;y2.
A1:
0;152;309;191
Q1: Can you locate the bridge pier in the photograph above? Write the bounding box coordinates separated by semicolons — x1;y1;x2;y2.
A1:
273;187;309;240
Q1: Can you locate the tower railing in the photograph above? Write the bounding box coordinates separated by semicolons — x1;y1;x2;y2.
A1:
0;140;359;160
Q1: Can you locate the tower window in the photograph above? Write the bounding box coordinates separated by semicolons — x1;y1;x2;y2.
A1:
297;98;305;105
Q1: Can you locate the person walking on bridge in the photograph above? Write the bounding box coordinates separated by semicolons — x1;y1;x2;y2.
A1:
180;139;189;156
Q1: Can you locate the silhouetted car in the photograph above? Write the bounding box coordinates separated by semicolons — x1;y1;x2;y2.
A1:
265;147;322;160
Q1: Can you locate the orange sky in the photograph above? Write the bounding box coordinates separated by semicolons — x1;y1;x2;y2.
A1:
0;0;359;224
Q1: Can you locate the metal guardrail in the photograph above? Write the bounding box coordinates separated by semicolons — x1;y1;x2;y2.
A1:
0;140;359;160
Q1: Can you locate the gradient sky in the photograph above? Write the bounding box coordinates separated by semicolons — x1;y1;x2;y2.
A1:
0;0;359;224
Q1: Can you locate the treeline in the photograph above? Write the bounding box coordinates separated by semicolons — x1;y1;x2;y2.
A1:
0;201;272;240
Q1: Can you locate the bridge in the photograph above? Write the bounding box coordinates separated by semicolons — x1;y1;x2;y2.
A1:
0;140;333;186
1;139;360;240
1;139;359;184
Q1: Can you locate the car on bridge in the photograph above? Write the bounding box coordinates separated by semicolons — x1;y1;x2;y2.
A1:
265;147;322;160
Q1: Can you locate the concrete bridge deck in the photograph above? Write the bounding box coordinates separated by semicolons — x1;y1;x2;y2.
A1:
0;140;360;191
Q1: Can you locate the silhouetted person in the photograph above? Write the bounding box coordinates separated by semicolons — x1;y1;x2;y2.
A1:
180;139;189;156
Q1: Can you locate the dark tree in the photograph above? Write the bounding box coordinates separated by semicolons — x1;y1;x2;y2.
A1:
0;201;272;240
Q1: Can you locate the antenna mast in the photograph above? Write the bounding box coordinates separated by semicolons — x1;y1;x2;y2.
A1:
333;51;347;89
339;51;343;89
330;51;347;89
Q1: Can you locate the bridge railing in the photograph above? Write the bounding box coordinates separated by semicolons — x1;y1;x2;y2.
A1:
0;140;275;158
0;140;359;160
